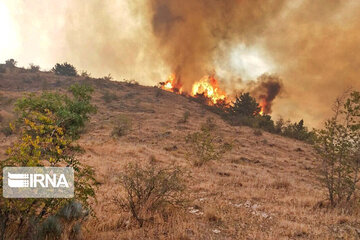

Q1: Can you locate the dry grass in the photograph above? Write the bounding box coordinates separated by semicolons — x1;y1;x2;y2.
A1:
1;72;360;239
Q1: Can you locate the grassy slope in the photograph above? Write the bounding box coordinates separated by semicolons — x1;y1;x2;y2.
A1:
0;70;359;239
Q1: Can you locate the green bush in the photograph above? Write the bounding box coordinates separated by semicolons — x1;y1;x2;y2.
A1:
186;123;232;166
0;84;97;239
31;201;88;240
280;119;314;142
115;163;184;227
52;62;77;76
314;91;360;207
15;84;96;140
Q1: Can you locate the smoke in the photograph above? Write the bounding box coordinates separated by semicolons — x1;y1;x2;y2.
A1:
148;0;285;91
2;0;360;127
249;74;283;114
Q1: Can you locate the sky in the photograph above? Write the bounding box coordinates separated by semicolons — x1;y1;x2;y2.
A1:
1;0;360;128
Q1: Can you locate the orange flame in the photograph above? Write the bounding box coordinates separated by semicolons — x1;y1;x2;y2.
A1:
160;73;183;93
161;74;227;104
258;100;266;115
191;75;226;104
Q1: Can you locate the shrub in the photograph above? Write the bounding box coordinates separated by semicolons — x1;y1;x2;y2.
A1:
281;119;314;142
111;115;132;137
0;84;97;239
80;70;91;78
115;163;184;227
29;63;40;72
52;62;77;76
15;84;96;140
178;111;190;124
5;59;17;68
32;201;88;240
186;123;232;166
314;91;360;207
201;117;217;131
102;74;113;81
101;91;118;103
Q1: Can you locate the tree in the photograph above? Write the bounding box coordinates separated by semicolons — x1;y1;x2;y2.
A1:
314;91;360;206
230;92;261;117
0;84;97;239
52;62;78;76
5;59;17;68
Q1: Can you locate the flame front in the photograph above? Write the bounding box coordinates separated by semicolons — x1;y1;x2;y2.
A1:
191;75;226;104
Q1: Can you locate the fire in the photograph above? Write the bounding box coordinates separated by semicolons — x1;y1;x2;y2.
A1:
160;73;183;93
161;74;227;105
258;99;267;115
191;75;226;104
160;73;268;114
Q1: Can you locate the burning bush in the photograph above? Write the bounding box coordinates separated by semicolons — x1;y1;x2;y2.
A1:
186;121;232;166
114;163;185;227
52;62;78;76
314;91;360;207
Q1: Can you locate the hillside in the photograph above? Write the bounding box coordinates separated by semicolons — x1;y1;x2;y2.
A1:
1;70;359;239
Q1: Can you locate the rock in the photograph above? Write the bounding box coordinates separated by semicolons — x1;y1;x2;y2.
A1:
212;229;221;234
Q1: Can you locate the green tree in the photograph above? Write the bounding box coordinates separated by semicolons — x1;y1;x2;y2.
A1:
52;62;78;76
230;92;261;117
314;91;360;206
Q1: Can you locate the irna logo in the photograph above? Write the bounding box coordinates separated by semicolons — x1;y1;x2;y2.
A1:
3;167;74;198
7;172;69;188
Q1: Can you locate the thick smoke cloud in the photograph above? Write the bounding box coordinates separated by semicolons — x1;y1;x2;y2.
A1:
249;75;283;114
148;0;285;91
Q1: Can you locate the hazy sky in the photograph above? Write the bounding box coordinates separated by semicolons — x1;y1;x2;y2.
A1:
1;0;360;127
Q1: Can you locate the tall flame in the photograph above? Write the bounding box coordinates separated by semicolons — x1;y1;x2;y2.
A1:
161;74;227;104
191;75;226;104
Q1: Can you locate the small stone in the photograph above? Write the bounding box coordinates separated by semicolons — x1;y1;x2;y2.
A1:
212;229;221;234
